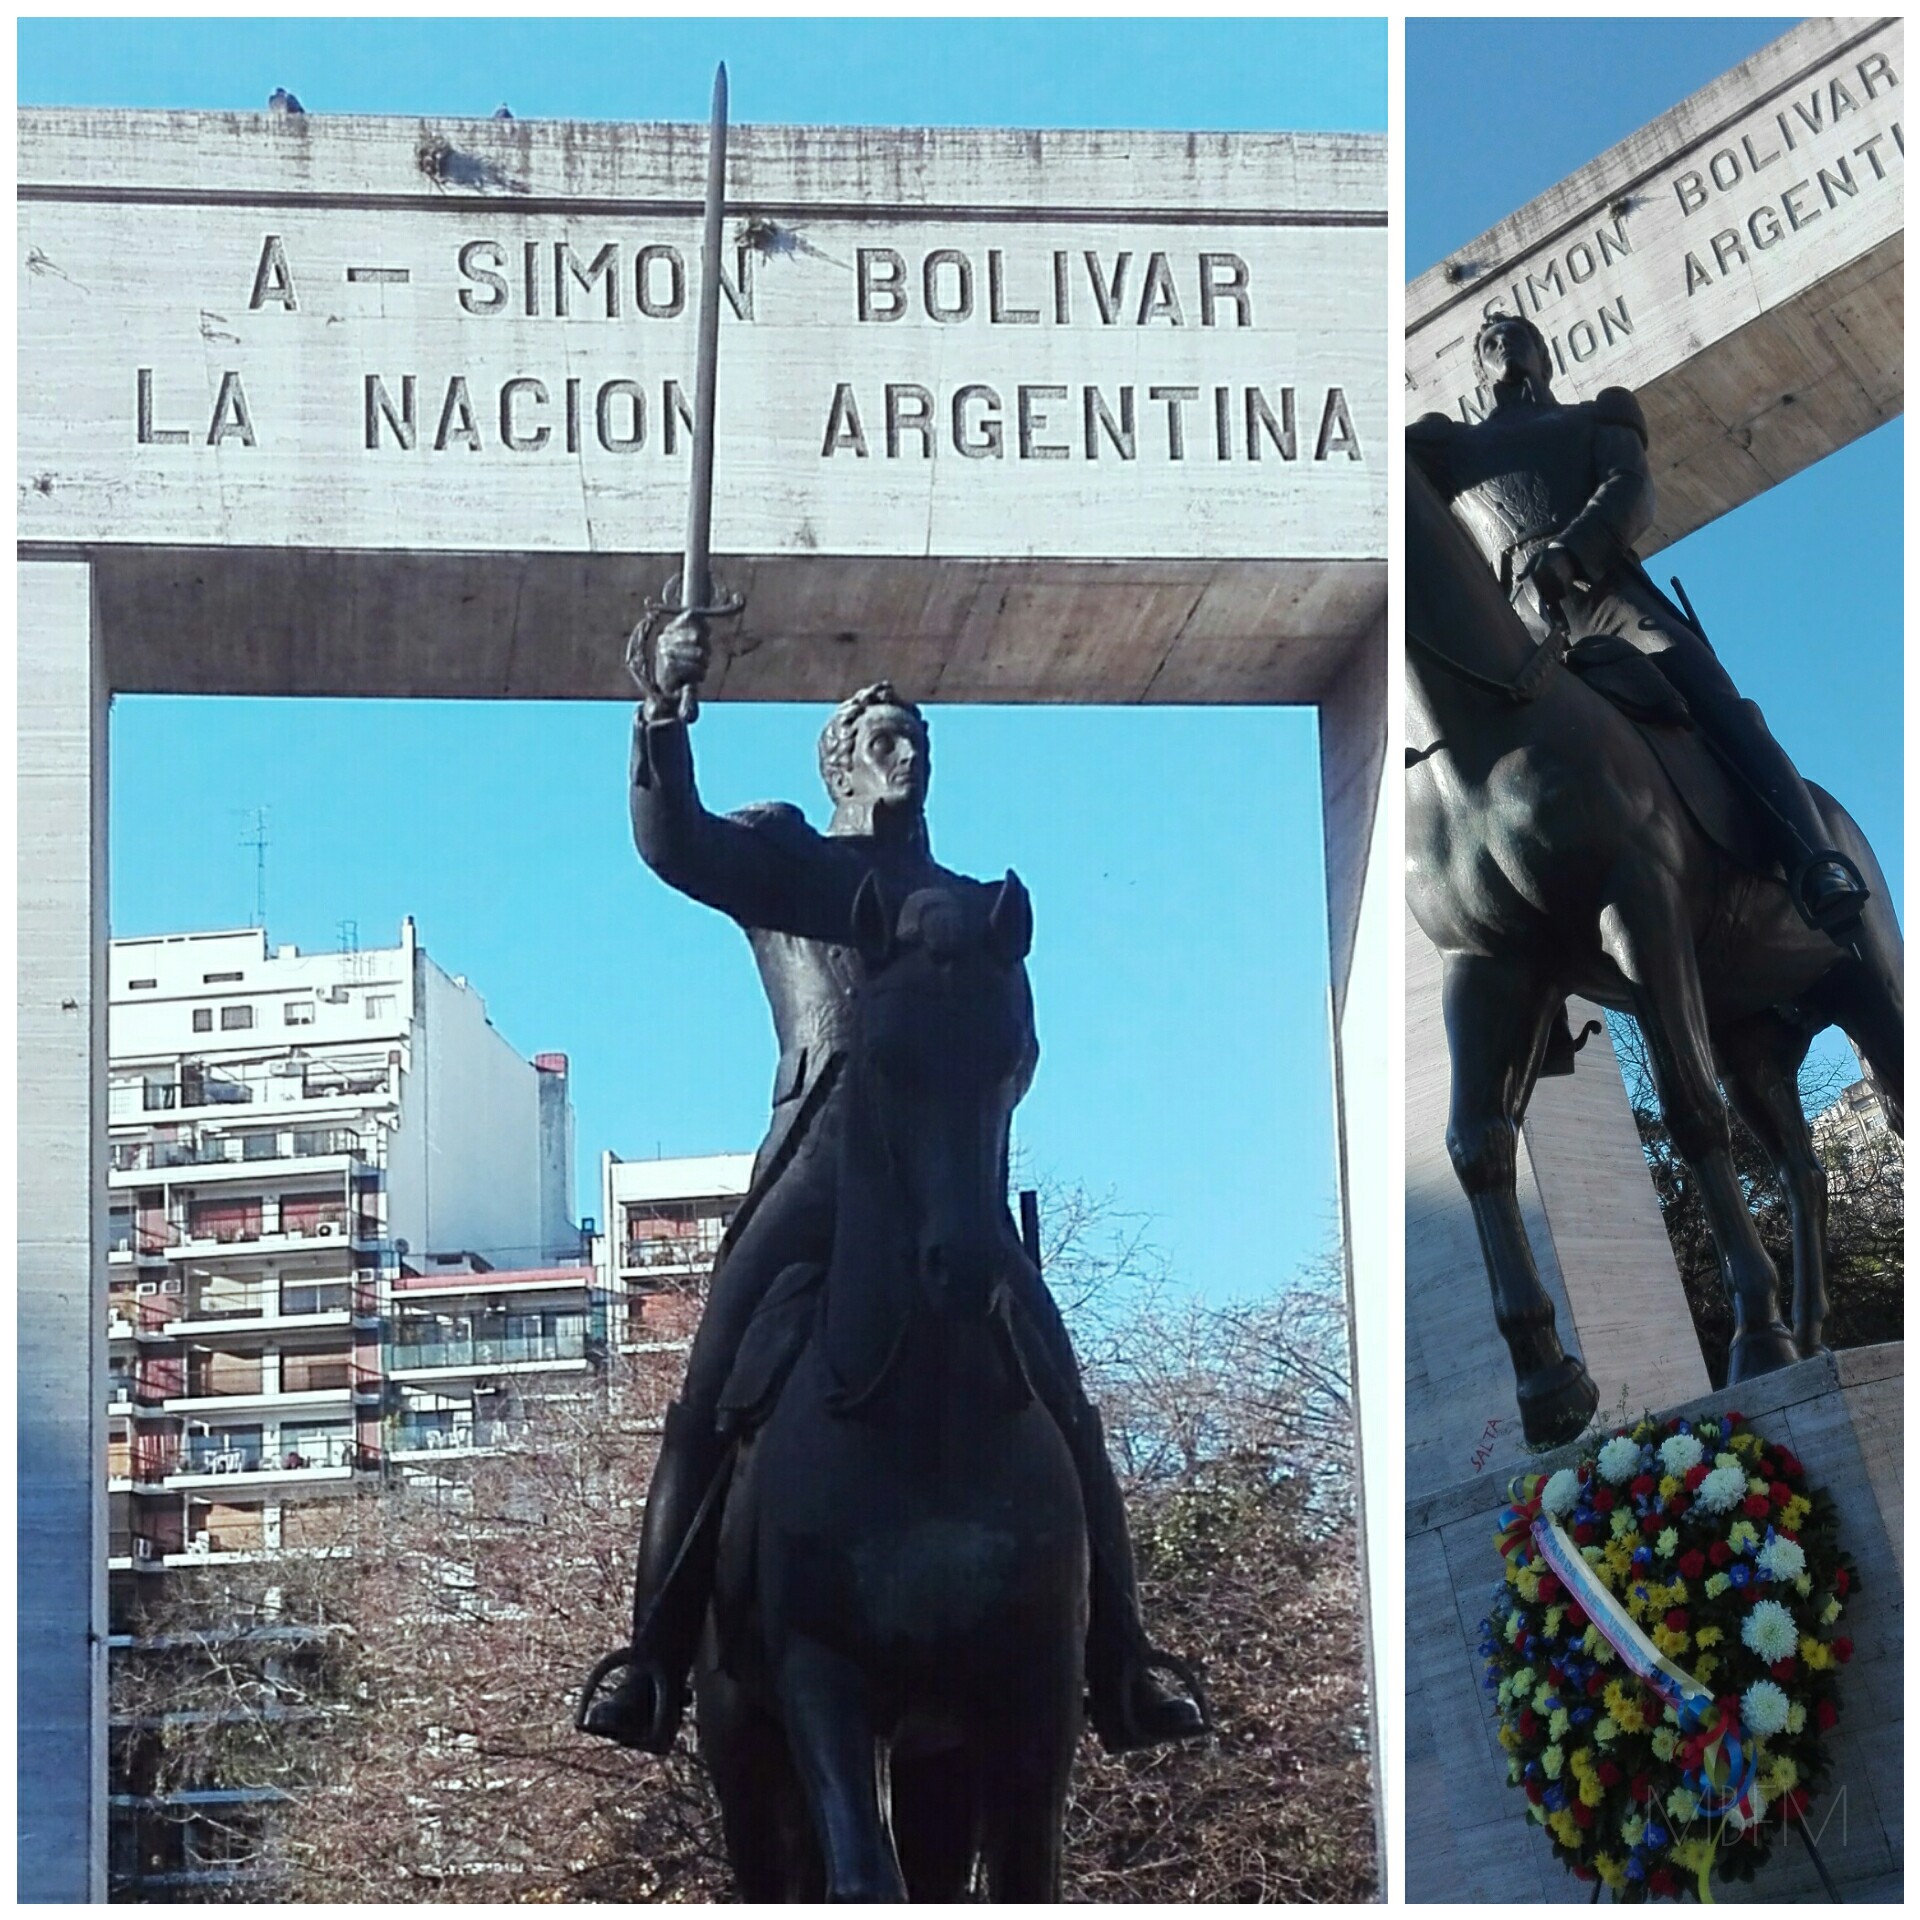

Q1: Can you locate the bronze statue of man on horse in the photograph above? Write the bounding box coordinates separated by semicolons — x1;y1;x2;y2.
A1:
1407;312;1902;1446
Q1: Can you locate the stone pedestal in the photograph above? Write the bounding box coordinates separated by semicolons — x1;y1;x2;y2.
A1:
1407;1345;1904;1904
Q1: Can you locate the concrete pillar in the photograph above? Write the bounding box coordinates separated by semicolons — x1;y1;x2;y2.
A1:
17;559;108;1900
1405;909;1708;1504
1316;621;1394;1886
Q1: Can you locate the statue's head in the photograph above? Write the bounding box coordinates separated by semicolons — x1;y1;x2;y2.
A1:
819;682;930;819
1475;313;1554;399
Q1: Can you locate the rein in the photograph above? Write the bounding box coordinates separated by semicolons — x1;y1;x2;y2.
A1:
1407;618;1564;706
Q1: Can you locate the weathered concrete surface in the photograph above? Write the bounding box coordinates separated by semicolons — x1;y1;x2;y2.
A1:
1408;16;1903;552
17;560;109;1902
19;111;1385;703
1408;1346;1905;1903
1405;911;1707;1505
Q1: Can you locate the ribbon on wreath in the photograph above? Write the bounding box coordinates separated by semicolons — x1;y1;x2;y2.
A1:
1530;1509;1759;1899
1495;1474;1547;1561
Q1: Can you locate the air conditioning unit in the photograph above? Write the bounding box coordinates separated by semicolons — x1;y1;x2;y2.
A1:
187;1532;211;1557
136;1281;159;1298
316;1221;338;1238
160;1277;184;1295
107;1316;135;1339
133;1537;157;1563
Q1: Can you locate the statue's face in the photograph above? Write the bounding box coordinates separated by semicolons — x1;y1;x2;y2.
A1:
1476;316;1549;392
839;704;929;812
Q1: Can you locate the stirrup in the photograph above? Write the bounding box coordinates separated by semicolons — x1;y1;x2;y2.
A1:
1140;1645;1215;1738
575;1646;636;1733
1790;852;1869;935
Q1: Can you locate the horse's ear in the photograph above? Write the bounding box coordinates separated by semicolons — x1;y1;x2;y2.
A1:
987;871;1032;965
851;871;894;969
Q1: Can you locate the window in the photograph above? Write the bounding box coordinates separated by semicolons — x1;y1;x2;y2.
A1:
203;971;243;984
219;1005;255;1031
191;1008;213;1033
242;1132;280;1161
128;978;157;991
366;994;397;1021
284;1000;315;1026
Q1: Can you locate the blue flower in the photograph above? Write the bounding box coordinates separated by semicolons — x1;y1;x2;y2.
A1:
1645;1822;1669;1849
1626;1855;1647;1882
1570;1706;1595;1726
1729;1564;1751;1589
1545;1783;1569;1812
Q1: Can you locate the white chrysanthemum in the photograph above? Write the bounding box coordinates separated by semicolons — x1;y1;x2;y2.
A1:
1696;1464;1748;1513
1741;1679;1791;1737
1756;1534;1807;1582
1598;1436;1641;1484
1658;1432;1705;1476
1541;1467;1581;1517
1726;1782;1768;1833
1741;1599;1798;1664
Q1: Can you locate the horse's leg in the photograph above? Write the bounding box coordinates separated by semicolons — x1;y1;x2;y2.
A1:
696;1662;821;1901
980;1720;1074;1903
890;1750;979;1901
777;1639;905;1902
1597;879;1799;1380
1441;949;1599;1446
1718;1014;1830;1357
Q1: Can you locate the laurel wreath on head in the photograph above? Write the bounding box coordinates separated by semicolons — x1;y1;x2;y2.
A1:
1479;1411;1857;1902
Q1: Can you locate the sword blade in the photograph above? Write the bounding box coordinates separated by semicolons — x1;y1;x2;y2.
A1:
682;61;728;618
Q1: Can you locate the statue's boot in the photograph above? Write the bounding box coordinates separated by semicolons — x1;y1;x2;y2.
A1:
578;1400;727;1753
1696;690;1869;935
1070;1407;1210;1752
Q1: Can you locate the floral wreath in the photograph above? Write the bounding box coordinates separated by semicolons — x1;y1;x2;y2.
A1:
1479;1410;1857;1901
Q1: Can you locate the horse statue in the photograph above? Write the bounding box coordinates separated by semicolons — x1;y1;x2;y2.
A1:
1407;460;1903;1447
692;872;1088;1901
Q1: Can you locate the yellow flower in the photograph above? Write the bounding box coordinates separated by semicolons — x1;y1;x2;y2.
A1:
1595;1853;1627;1890
1704;1572;1731;1599
1666;1786;1699;1822
1783;1496;1811;1530
1787;1703;1807;1735
1650;1728;1678;1762
1611;1510;1637;1541
1615;1700;1646;1734
1799;1637;1834;1672
1579;1773;1606;1808
1621;1815;1645;1848
1659;1474;1680;1499
1652;1626;1689;1657
1763;1756;1799;1794
1514;1568;1541;1602
1666;1577;1689;1604
1728;1520;1759;1553
1693;1655;1718;1683
1497;1722;1520;1751
1731;1432;1761;1458
1549;1708;1570;1743
1694;1625;1723;1649
1533;1683;1553;1712
1674;1837;1715;1879
1568;1746;1593;1778
1794;1573;1813;1597
1747;1475;1768;1496
1543;1605;1565;1640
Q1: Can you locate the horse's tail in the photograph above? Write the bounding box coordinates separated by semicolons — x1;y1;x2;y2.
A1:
1810;782;1903;1134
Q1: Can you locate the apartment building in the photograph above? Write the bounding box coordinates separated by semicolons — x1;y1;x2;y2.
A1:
596;1150;754;1352
104;920;580;1895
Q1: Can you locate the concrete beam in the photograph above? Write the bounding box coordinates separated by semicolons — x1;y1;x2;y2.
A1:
1408;16;1903;552
20;111;1385;704
17;560;109;1903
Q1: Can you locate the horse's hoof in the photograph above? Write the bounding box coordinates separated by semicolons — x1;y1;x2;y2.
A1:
1517;1356;1599;1449
1794;1330;1832;1361
1726;1324;1801;1382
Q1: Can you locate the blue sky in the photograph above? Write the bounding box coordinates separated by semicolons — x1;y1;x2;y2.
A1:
1409;18;1904;1100
22;17;1386;1297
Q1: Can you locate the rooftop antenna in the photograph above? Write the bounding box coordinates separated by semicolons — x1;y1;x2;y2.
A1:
237;807;270;930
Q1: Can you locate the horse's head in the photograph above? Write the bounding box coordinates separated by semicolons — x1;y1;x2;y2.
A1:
847;872;1037;1321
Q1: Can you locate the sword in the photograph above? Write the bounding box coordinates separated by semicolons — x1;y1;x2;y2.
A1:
630;63;744;721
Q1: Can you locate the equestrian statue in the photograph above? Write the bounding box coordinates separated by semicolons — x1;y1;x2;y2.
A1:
1407;312;1903;1447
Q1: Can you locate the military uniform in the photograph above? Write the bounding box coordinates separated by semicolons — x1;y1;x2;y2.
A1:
1410;385;1864;927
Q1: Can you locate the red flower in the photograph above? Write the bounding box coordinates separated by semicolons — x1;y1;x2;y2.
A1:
1667;1494;1689;1517
1566;1603;1588;1631
1665;1608;1689;1632
1586;1673;1605;1697
1776;1448;1803;1479
1770;1657;1797;1682
1725;1409;1744;1423
1629;1772;1651;1803
1708;1540;1732;1568
1597;1760;1621;1788
1666;1417;1685;1433
1649;1868;1680;1897
1548;1663;1566;1687
1572;1522;1596;1546
1572;1800;1594;1829
1815;1699;1838;1731
1572;1865;1596;1883
1593;1486;1617;1512
1520;1708;1539;1740
1833;1636;1853;1664
1678;1549;1707;1580
1835;1566;1850;1595
1525;1778;1544;1805
1769;1481;1791;1507
1684;1463;1710;1492
1641;1512;1663;1537
1538;1574;1562;1604
1630;1473;1656;1498
1743;1493;1771;1519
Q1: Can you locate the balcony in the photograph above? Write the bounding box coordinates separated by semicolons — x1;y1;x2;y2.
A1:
107;1530;168;1572
386;1326;598;1375
622;1233;724;1273
163;1357;377;1416
389;1414;530;1459
110;1128;374;1177
167;1433;372;1488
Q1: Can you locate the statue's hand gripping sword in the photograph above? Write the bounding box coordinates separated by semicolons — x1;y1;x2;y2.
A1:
626;63;744;721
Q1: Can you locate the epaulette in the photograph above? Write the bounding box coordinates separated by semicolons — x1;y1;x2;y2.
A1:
1407;409;1460;444
1586;385;1648;443
728;799;812;838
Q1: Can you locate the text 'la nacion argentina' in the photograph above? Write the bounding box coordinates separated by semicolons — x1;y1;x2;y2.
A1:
131;234;1368;465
